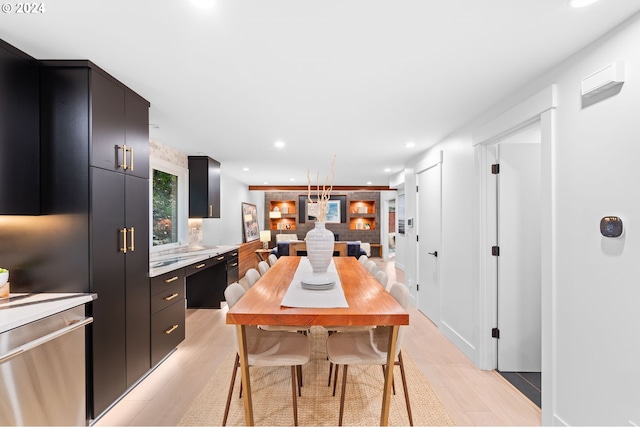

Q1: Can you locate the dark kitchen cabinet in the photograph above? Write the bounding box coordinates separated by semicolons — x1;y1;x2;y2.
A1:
40;61;150;419
227;250;239;285
188;156;220;218
0;40;40;214
150;270;186;366
186;251;235;308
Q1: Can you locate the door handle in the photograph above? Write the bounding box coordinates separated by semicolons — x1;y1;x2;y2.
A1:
428;251;438;257
128;227;135;252
118;145;128;170
120;228;127;253
128;146;134;171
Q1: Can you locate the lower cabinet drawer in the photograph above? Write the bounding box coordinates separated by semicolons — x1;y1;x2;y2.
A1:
227;265;239;285
151;282;185;315
151;269;186;296
151;299;185;366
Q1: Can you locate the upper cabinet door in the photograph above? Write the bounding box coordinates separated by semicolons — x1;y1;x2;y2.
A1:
188;156;220;218
91;70;125;173
124;91;150;179
0;40;40;214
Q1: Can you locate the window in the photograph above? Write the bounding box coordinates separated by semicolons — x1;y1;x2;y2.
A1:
150;158;188;252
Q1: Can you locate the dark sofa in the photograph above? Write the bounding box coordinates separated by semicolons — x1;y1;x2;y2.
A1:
272;241;366;258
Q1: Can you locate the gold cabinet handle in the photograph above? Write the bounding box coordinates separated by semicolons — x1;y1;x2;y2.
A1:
164;276;179;283
164;324;179;335
128;146;134;171
232;252;238;256
164;293;179;301
195;263;206;269
120;228;127;253
230;262;238;267
209;205;213;217
118;145;128;170
128;227;135;251
216;256;225;261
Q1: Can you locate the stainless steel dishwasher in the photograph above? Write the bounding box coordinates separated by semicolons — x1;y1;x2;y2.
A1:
0;305;93;426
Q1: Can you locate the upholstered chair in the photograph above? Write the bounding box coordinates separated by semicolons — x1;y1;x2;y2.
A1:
222;283;311;426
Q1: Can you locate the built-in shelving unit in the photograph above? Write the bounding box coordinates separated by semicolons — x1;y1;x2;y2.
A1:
269;200;297;231
349;200;376;230
264;191;381;247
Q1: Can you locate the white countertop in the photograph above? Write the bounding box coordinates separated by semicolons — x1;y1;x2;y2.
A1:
0;293;97;334
149;245;239;277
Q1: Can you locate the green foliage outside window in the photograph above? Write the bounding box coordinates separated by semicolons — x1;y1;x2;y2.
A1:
152;169;178;246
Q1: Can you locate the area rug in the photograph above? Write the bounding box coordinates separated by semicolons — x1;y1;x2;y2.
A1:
178;327;456;426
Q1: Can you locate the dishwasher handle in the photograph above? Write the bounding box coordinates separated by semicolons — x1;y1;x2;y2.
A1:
0;316;93;364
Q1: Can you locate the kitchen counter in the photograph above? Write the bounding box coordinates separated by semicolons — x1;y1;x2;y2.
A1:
0;292;97;334
149;245;238;277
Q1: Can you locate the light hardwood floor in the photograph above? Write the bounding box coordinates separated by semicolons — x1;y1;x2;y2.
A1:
95;257;541;426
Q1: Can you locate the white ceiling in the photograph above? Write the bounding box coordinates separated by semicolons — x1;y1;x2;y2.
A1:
2;0;640;186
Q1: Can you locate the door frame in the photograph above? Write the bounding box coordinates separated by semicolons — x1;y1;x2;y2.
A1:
415;151;443;322
473;85;556;424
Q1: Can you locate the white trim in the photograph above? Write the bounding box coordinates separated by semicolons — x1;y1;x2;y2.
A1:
473;85;557;146
149;157;189;253
474;85;556;425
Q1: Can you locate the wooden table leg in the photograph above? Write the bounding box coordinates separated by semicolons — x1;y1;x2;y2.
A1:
236;325;254;426
380;325;399;426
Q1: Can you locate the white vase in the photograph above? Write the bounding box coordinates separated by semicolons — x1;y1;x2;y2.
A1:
305;222;334;274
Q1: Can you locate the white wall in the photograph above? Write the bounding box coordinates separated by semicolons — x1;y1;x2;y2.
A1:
202;171;262;246
400;12;640;425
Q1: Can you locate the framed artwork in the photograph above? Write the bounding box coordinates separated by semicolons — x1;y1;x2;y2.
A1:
298;195;346;223
241;202;260;242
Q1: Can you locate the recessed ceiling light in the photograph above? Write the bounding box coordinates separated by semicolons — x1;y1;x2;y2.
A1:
263;181;269;185
191;0;215;9
366;181;372;185
242;167;249;171
568;0;599;7
275;140;285;148
289;178;296;182
405;142;415;148
384;168;391;172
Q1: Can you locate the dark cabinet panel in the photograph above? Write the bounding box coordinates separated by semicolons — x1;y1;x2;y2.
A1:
227;250;239;285
151;269;186;297
188;156;220;218
124;91;150;179
40;60;151;419
151;298;185;366
91;71;125;173
151;281;184;315
125;175;150;387
90;168;127;415
0;40;39;214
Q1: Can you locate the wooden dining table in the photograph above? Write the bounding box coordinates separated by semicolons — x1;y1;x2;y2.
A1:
226;256;410;426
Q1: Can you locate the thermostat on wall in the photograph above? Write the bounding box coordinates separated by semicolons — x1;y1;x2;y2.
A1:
600;216;623;238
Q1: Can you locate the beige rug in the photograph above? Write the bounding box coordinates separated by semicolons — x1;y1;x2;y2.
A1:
179;327;456;426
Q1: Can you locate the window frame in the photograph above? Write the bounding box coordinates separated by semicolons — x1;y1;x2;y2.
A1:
149;157;189;253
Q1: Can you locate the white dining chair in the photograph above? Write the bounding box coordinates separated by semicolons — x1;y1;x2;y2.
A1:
364;260;378;275
244;268;261;288
374;270;389;290
358;254;368;266
267;253;278;267
326;282;413;426
222;282;311;426
258;260;270;275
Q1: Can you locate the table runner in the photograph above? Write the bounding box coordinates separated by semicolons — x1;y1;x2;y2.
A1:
280;257;349;308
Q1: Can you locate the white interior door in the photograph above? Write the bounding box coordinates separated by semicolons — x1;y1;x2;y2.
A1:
417;164;441;324
497;140;541;372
